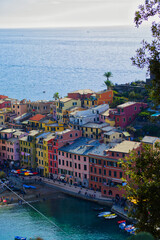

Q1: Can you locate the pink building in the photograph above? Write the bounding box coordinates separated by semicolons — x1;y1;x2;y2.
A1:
109;102;148;128
0;129;27;167
48;129;82;178
58;137;100;187
12;100;27;116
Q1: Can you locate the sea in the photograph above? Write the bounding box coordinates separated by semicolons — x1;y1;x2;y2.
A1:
0;193;128;240
0;26;151;101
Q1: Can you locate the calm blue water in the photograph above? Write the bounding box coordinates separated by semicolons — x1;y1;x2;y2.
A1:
0;26;151;101
0;194;128;240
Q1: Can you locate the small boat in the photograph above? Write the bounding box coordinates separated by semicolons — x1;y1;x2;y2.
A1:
118;220;126;224
125;225;134;231
119;222;126;230
97;211;111;217
15;237;27;240
105;214;117;219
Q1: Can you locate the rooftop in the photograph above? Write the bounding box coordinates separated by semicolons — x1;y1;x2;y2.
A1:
96;89;111;94
141;136;160;144
28;130;40;136
29;114;45;121
59;97;72;103
69;89;94;95
59;137;100;155
0;129;16;134
109;140;141;153
88;142;118;156
82;122;108;129
117;102;136;108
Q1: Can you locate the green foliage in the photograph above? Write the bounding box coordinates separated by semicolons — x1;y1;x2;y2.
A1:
0;171;6;179
129;91;136;100
53;92;59;100
128;232;154;240
103;71;113;80
110;96;128;108
103;72;114;90
131;0;160;106
121;145;160;238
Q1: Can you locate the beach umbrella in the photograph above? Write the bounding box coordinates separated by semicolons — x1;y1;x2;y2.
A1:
33;172;38;175
3;199;7;203
24;172;30;176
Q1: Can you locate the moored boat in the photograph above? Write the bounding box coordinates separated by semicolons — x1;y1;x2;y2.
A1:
97;211;111;217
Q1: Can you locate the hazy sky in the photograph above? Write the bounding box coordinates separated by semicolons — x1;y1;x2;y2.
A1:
0;0;150;28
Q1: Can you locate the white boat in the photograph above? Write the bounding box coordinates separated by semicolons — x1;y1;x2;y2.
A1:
98;211;111;217
105;214;117;219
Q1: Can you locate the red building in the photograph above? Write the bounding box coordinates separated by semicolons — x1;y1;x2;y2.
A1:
48;129;82;178
68;89;94;101
109;102;148;128
89;141;141;198
0;99;11;109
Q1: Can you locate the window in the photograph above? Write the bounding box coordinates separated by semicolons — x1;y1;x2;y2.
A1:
114;171;117;177
91;167;93;173
134;106;137;111
66;153;68;158
122;153;125;158
70;134;72;137
78;156;80;160
79;173;81;178
104;169;106;175
75;163;77;168
62;160;64;165
84;157;86;161
123;118;125;122
70;153;72;158
84;174;87;179
62;152;64;156
78;164;81;169
66;161;68;166
94;168;97;174
109;170;111;176
75;172;77;177
58;151;60;155
70;162;72;167
99;169;101;174
84;165;87;170
120;172;123;178
112;152;114;157
117;117;119;122
98;160;101;164
74;155;76;160
59;159;61;165
117;153;119;157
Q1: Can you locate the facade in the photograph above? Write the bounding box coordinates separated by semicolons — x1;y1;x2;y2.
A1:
36;132;54;177
58;137;100;187
0;129;27;167
141;136;160;147
28;114;46;130
96;90;113;105
12;100;27;116
68;89;94;101
109;102;148;128
69;104;109;126
81;122;108;139
89;140;141;198
0;99;11;110
27;100;53;114
48;129;82;178
104;130;123;143
20;130;40;168
56;98;81;122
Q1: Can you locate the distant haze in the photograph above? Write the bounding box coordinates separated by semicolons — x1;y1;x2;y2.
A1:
0;0;149;28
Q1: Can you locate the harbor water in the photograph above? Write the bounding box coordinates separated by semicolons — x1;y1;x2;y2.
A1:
0;193;128;240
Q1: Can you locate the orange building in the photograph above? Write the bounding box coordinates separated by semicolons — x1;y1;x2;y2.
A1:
96;90;113;105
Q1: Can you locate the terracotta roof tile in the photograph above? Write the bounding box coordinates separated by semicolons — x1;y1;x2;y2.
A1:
29;114;45;121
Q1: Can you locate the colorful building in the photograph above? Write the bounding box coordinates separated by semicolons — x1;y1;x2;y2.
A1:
36;132;54;177
109;102;148;128
81;122;108;139
28;114;46;130
20;130;40;168
27;100;53;115
56;98;81;122
58;137;100;187
48;129;82;178
89;141;141;198
11;100;27;116
68;89;94;102
0;129;27;167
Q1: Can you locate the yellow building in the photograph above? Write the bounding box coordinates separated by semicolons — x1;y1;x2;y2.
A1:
28;114;46;130
104;131;123;143
44;122;65;132
56;98;81;123
83;95;97;108
20;130;40;168
100;109;115;127
36;132;54;177
81;122;108;139
0;111;5;126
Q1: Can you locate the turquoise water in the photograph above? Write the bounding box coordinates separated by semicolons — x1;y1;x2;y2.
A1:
0;26;151;101
0;193;128;240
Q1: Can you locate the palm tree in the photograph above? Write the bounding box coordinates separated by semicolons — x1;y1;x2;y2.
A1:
53;92;59;100
103;72;113;90
104;72;113;81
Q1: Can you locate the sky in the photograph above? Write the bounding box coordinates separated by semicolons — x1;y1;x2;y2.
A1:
0;0;152;28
